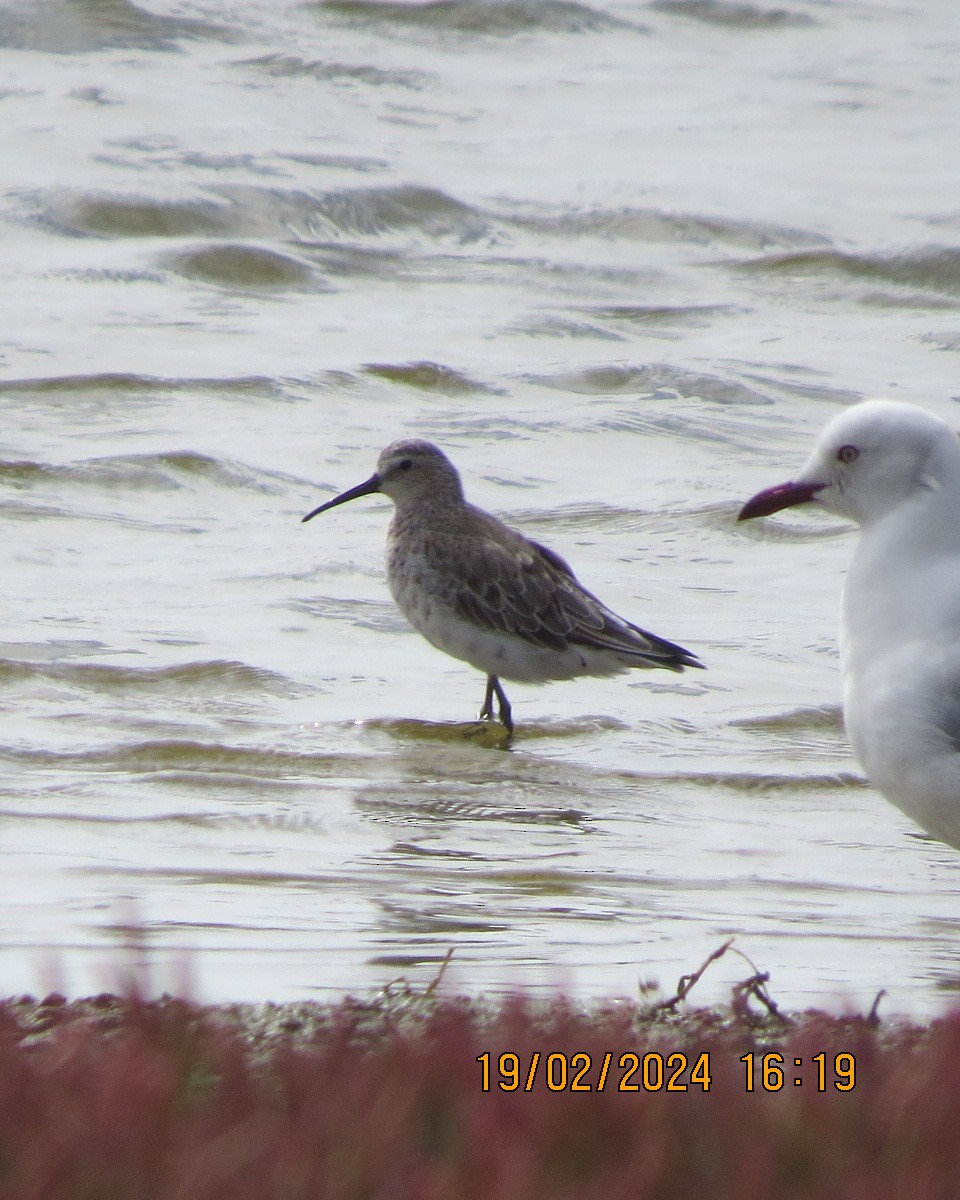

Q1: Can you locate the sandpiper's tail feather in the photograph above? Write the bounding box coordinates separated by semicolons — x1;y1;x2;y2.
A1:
527;536;703;671
619;621;704;671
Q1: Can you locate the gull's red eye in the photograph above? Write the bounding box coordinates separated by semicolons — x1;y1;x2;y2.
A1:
837;444;860;464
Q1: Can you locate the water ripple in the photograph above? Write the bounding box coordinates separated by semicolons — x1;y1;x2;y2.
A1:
650;0;816;29
314;0;641;36
0;658;300;698
0;452;290;495
240;53;430;91
0;0;237;53
741;246;960;301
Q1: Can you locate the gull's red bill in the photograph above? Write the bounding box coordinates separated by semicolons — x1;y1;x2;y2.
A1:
737;479;826;521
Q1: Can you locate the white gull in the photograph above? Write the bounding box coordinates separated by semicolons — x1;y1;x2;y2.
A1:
303;439;703;735
739;399;960;850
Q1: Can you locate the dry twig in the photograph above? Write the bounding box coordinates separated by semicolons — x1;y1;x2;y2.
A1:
655;938;735;1011
867;988;887;1026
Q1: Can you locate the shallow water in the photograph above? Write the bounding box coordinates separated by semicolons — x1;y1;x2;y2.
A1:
1;0;960;1013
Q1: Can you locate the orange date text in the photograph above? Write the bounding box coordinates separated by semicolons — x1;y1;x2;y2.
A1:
477;1050;712;1092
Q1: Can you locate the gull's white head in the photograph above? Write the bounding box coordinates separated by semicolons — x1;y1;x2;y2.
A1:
739;400;960;529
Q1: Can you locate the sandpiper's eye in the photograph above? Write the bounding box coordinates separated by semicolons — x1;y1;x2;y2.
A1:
398;459;413;471
837;444;860;464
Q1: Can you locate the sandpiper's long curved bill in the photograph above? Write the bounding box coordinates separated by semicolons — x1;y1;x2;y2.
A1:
302;473;381;523
738;480;825;521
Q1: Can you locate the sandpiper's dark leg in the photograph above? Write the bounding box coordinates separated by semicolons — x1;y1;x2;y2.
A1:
478;675;513;733
477;676;513;729
478;676;496;722
492;677;513;733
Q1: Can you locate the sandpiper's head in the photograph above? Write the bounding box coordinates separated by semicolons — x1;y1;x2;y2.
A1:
374;440;464;506
302;439;463;522
738;400;960;528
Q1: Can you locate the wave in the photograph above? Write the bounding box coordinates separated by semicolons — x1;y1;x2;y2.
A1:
33;186;825;255
163;244;325;291
525;362;772;406
42;184;491;244
0;659;300;697
240;53;429;91
740;246;960;300
314;0;640;36
0;373;282;397
507;204;824;252
0;451;294;496
362;360;502;394
0;0;236;54
650;0;815;29
0;738;369;780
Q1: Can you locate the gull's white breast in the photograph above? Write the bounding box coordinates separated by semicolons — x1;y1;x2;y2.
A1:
842;499;960;848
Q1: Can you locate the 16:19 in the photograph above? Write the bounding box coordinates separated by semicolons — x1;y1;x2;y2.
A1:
740;1051;856;1091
